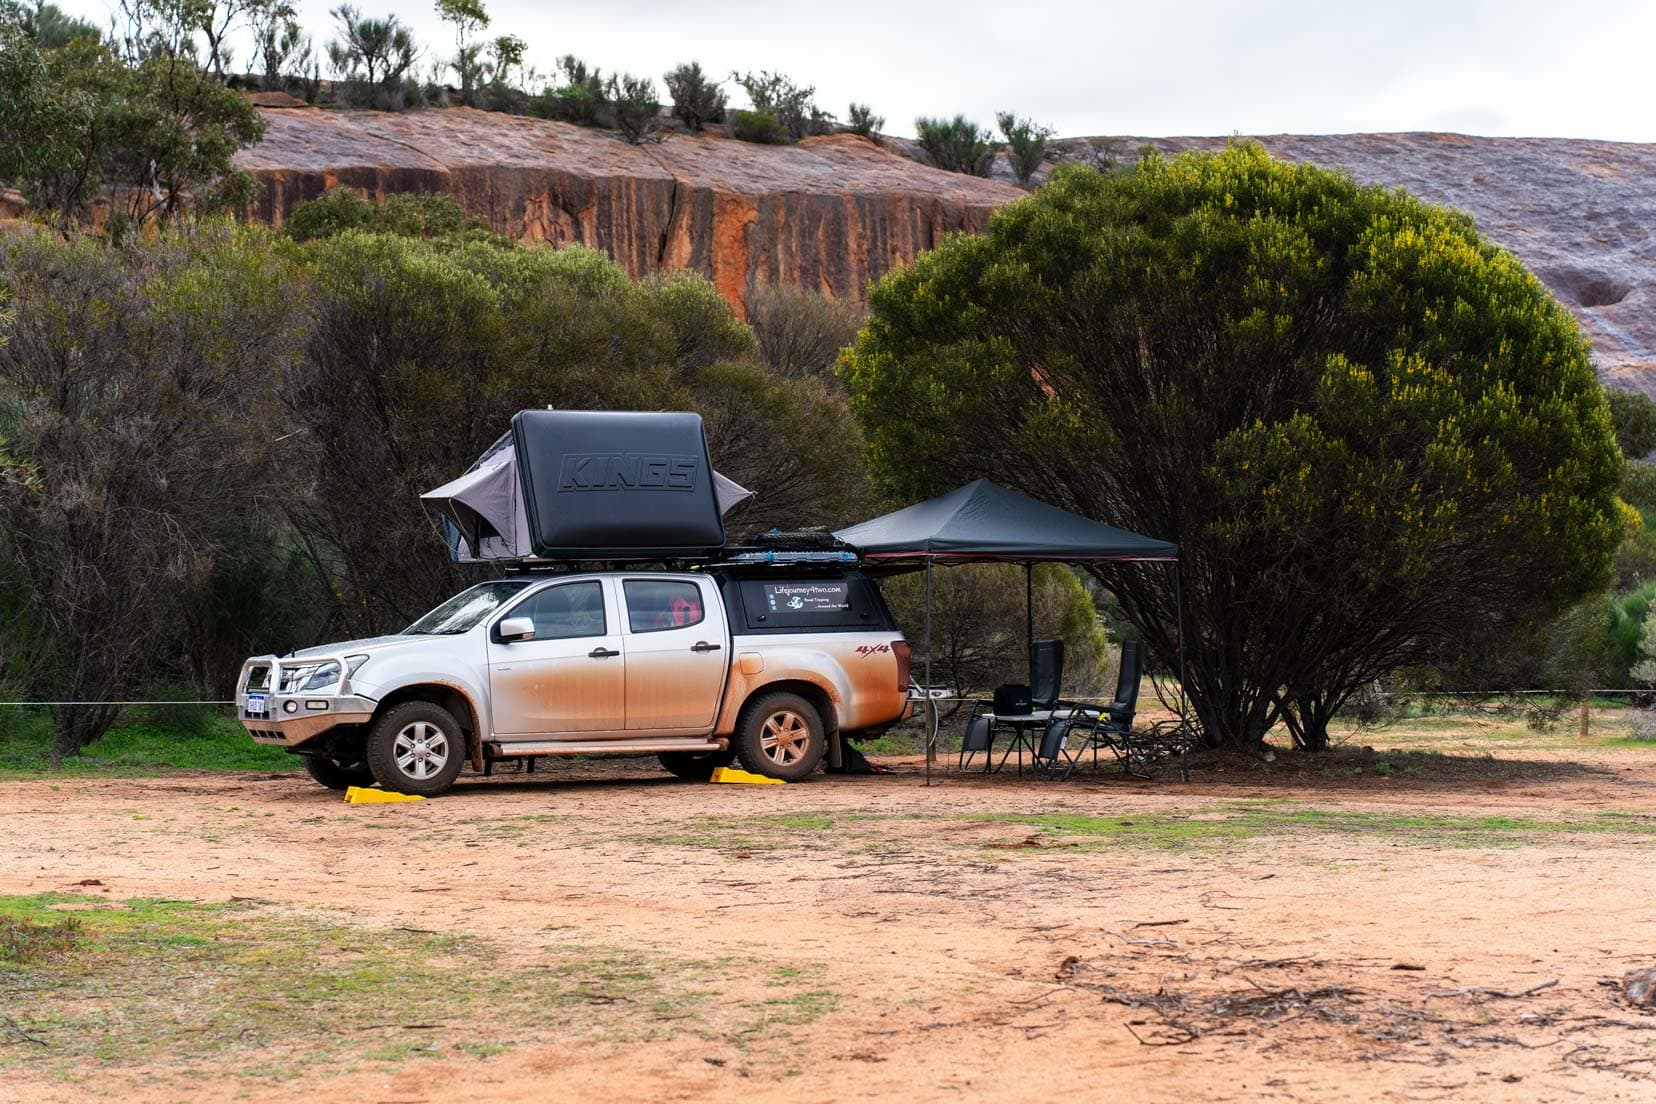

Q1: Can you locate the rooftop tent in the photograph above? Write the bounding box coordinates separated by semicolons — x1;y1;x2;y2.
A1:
421;411;754;562
834;479;1178;564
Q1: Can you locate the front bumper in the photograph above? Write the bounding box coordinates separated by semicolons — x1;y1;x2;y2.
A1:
237;654;377;749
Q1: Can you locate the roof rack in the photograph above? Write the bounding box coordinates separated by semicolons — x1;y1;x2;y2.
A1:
716;549;860;566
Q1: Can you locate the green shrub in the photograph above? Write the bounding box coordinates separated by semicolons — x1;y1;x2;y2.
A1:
882;564;1109;696
913;114;995;176
532;55;608;126
996;111;1052;185
325;6;419;109
606;73;660;144
731;70;827;142
282;187;491;243
747;284;864;382
847;102;883;139
731;109;788;145
664;61;725;133
1607;387;1656;459
134;684;222;738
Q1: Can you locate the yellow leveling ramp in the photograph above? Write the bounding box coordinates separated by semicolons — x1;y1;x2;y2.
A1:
344;786;426;804
709;767;785;785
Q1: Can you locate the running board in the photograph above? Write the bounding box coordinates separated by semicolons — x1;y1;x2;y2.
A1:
485;738;726;758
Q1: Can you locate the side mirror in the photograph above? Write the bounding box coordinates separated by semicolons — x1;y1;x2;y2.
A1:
498;616;535;642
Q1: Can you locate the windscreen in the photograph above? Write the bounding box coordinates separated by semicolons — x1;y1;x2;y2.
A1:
404;580;533;635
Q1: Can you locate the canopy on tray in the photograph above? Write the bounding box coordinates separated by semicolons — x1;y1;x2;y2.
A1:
835;479;1177;565
422;410;753;562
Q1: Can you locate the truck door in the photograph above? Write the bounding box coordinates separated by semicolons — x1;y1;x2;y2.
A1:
619;577;726;732
487;579;625;736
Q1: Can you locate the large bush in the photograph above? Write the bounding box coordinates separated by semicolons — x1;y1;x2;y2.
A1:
0;225;305;757
841;143;1624;750
746;284;865;383
288;226;870;633
0;19;263;230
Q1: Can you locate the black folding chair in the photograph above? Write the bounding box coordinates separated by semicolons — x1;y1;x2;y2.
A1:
994;639;1065;775
1044;641;1148;779
958;706;996;773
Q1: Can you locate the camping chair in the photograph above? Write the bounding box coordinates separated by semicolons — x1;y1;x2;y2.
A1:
1084;641;1148;778
958;704;997;773
993;639;1065;775
956;641;1066;774
1040;641;1147;780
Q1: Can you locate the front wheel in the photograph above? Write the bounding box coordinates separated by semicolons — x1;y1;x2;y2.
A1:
365;701;467;796
301;754;375;791
658;748;735;781
733;692;825;782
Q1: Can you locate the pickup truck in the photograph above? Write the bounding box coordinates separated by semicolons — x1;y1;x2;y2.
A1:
236;565;912;795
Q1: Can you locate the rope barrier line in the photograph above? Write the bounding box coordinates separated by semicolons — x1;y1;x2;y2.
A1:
0;689;1646;709
0;701;236;707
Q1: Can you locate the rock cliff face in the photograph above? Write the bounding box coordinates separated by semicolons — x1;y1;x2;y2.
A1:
236;106;1024;313
236;111;1655;390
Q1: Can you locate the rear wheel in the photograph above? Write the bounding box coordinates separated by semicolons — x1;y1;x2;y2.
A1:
301;754;374;791
733;692;825;782
365;701;466;796
658;748;736;781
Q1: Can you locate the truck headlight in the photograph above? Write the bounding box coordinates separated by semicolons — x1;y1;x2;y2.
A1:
300;663;342;691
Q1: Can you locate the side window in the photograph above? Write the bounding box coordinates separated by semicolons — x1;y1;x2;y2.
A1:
514;582;607;640
623;579;705;633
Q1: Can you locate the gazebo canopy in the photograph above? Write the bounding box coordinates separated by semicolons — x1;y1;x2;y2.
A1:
835;480;1177;564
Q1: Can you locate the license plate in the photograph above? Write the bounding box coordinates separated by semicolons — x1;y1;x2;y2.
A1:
246;694;267;714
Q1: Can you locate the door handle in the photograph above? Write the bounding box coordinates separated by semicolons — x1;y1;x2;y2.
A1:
589;647;619;659
691;642;722;653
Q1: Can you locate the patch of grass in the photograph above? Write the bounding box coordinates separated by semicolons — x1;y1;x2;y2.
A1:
628;811;864;852
0;894;684;1085
0;914;84;965
0;714;295;777
971;811;1255;849
963;804;1656;852
0;893;836;1089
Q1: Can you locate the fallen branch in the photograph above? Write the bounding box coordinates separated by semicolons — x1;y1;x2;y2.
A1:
1108;930;1181;948
2;1016;48;1047
1423;979;1558;1003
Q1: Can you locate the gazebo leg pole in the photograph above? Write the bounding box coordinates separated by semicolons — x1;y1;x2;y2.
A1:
1025;562;1034;684
925;559;934;786
1174;563;1187;722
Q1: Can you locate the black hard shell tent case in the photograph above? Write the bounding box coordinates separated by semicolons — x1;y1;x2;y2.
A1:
511;409;728;558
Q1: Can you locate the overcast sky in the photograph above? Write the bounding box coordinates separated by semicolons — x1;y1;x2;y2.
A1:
58;0;1656;141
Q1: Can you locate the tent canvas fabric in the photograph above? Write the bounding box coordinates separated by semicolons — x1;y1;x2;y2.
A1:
834;479;1177;564
422;418;754;563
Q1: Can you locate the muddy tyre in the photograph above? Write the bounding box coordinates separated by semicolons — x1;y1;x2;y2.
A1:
733;692;825;781
658;748;736;781
365;701;466;797
301;754;374;791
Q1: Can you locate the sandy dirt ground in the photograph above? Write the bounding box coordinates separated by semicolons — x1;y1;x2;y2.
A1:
3;733;1655;1103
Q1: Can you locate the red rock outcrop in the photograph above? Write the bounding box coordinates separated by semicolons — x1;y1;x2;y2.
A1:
235;112;1656;390
236;106;1024;313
